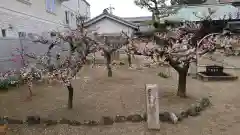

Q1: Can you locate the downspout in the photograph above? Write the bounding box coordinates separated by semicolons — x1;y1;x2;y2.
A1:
78;0;80;12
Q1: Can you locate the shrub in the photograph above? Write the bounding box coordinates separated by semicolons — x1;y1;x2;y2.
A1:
0;75;19;90
157;72;169;78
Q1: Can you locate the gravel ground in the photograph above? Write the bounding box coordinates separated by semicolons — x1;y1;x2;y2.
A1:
1;55;240;135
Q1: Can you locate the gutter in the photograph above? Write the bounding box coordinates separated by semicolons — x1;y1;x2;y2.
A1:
82;0;90;6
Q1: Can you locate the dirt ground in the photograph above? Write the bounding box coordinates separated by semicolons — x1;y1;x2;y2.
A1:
1;55;240;135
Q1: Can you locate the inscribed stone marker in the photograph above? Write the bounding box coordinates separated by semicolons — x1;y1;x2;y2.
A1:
145;84;160;130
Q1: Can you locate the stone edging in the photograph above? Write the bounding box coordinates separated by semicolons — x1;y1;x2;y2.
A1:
0;97;211;126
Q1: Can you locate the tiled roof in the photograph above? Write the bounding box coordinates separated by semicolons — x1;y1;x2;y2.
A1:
84;11;138;29
123;16;152;22
122;0;220;23
162;4;239;22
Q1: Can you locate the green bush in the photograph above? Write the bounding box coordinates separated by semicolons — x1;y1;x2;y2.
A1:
157;72;169;78
0;79;10;90
0;75;19;90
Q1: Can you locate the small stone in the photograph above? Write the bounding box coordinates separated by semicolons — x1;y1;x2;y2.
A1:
169;112;178;124
143;63;151;67
58;118;70;124
119;62;125;65
159;112;171;122
26;116;40;125
83;120;99;126
112;61;125;66
100;116;114;125
127;114;143;122
114;115;126;122
176;113;183;121
69;120;81;126
200;97;211;109
187;106;200;117
180;111;189;118
195;103;203;112
42;120;58;126
112;62;117;66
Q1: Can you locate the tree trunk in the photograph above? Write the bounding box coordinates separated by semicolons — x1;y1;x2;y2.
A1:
177;71;187;98
127;53;132;67
67;84;74;109
47;51;52;71
92;53;96;68
166;56;189;98
150;55;155;63
105;52;112;77
156;54;160;63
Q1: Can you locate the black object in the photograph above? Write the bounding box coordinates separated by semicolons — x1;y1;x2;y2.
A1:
206;65;223;76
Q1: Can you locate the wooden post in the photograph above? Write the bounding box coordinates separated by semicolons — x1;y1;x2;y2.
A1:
145;84;160;130
112;51;120;60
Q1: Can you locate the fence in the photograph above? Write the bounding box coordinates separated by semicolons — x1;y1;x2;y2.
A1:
0;37;70;72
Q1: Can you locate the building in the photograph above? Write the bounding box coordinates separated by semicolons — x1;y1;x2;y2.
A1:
161;4;239;22
123;16;155;32
0;0;90;38
84;10;138;37
62;0;90;26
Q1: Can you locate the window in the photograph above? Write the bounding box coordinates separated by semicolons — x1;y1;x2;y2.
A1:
46;0;55;13
1;29;6;37
18;32;26;38
65;11;69;24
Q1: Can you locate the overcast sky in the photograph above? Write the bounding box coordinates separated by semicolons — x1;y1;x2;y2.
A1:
87;0;154;18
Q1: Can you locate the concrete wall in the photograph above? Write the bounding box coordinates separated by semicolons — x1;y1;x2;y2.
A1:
62;0;90;18
0;0;67;35
0;0;90;37
86;18;134;36
62;0;79;12
61;5;78;29
0;38;70;72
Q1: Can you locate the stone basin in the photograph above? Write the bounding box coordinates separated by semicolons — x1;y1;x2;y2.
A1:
197;65;238;81
197;72;238;81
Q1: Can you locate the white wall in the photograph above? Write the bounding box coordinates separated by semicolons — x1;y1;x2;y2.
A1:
78;0;90;19
61;5;77;29
61;0;90;27
62;0;78;12
0;0;68;37
86;18;134;36
62;0;90;18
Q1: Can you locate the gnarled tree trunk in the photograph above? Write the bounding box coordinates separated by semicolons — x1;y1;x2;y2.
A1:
92;53;96;68
127;53;132;67
177;71;188;97
67;84;74;109
167;56;189;98
104;52;112;77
